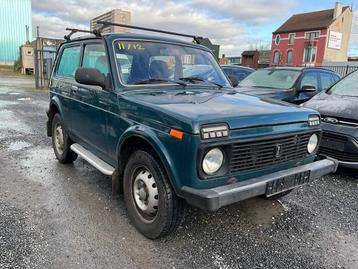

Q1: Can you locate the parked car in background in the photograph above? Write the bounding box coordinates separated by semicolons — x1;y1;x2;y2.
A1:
221;64;255;83
237;67;340;104
303;70;358;169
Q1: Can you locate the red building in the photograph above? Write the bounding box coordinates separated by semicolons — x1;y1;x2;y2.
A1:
270;3;352;67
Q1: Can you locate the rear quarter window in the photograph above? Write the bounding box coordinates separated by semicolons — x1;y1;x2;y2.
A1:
56;46;81;77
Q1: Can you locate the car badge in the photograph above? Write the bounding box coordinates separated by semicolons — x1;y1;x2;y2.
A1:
275;144;282;158
322;117;339;124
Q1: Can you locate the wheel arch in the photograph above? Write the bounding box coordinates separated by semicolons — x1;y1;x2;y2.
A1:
47;97;63;136
116;126;179;192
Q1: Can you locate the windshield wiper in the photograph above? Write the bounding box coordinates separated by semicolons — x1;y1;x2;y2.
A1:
179;76;223;88
133;79;187;86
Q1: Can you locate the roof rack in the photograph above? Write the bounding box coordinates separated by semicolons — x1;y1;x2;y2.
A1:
96;21;203;44
64;28;101;41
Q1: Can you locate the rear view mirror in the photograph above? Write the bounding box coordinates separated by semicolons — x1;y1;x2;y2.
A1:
228;75;239;87
299;85;317;93
75;67;106;89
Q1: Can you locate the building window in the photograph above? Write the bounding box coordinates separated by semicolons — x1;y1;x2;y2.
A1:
273;51;280;65
288;33;295;45
305;31;320;40
303;47;317;63
286;50;293;64
275;34;281;45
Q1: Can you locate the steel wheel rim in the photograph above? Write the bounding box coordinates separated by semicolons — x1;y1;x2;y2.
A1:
132;168;159;221
54;123;64;155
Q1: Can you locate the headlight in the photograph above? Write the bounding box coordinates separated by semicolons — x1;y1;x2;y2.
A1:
202;148;224;175
307;134;319;154
308;115;320;127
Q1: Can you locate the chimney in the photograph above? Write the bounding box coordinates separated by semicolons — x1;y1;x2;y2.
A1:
25;25;30;44
333;2;343;19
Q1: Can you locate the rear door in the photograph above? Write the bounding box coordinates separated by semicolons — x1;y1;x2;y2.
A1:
70;41;111;162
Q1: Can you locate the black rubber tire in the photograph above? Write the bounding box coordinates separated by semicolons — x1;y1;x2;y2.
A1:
51;113;77;164
123;150;184;239
263;189;293;200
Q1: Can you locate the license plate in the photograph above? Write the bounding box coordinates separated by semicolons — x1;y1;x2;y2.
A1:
265;171;311;196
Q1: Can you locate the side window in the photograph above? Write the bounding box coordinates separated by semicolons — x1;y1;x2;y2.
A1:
82;43;109;75
115;53;134;83
320;72;334;91
300;72;318;89
222;68;233;77
332;74;340;83
233;69;249;81
56;46;81;77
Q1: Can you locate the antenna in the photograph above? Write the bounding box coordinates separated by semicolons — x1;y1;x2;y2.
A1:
96;21;203;44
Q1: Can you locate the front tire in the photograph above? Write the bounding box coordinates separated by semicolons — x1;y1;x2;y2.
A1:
51;113;77;164
123;150;184;239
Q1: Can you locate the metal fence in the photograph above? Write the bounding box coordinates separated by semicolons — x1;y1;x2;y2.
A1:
34;48;57;88
320;65;358;77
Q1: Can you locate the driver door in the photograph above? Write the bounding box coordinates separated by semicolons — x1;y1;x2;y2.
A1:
70;41;111;161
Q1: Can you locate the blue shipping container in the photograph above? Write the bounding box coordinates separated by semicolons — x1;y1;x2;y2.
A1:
0;0;32;65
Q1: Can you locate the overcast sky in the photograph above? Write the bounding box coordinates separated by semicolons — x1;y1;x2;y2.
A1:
31;0;358;56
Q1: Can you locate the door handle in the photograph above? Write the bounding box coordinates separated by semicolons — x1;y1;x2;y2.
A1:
71;85;79;93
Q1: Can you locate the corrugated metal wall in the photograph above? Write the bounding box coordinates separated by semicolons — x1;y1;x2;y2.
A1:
0;0;32;65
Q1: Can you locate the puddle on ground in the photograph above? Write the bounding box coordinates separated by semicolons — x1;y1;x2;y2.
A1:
17;97;32;101
0;99;18;108
8;141;31;151
0;110;32;134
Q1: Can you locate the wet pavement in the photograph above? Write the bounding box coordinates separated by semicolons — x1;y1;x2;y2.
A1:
0;73;357;269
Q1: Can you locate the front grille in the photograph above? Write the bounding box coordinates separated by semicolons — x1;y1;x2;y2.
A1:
321;132;348;143
321;115;358;127
229;133;312;174
319;147;358;162
319;132;358;162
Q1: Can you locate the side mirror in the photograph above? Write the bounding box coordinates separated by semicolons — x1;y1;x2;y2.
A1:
228;75;239;87
75;67;106;89
299;85;317;93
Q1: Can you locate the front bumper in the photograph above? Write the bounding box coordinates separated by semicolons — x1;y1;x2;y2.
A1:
181;158;338;211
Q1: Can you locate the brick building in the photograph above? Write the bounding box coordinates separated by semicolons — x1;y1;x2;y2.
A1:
241;50;270;68
270;2;352;67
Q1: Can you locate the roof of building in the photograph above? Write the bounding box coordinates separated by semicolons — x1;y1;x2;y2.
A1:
242;50;258;56
273;6;350;34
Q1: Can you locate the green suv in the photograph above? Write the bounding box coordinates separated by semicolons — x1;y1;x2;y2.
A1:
46;28;337;239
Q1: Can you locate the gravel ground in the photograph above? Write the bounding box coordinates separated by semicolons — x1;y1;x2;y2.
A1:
0;73;357;269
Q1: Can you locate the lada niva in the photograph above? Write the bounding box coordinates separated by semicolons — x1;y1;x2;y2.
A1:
47;25;337;239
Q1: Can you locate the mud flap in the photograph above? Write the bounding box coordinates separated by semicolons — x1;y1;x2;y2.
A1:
112;168;123;195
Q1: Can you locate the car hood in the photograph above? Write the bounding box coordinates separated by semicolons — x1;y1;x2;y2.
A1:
120;88;317;134
303;91;358;120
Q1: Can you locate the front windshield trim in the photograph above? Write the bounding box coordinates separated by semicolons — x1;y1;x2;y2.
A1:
111;38;230;89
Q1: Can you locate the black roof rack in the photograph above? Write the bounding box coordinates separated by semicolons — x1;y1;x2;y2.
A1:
64;28;101;41
96;21;203;44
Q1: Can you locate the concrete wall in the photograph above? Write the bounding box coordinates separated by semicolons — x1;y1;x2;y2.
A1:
324;8;353;62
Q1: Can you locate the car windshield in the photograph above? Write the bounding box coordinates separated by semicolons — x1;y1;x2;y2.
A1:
328;70;358;97
113;40;231;87
239;69;301;89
